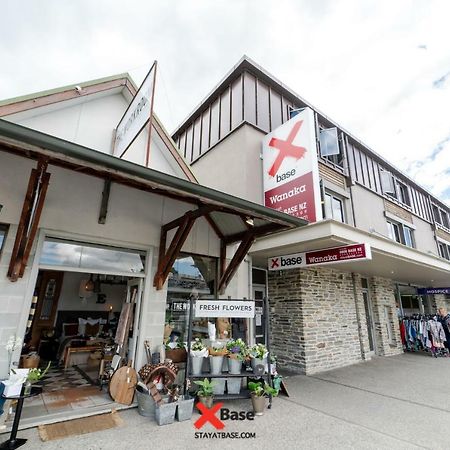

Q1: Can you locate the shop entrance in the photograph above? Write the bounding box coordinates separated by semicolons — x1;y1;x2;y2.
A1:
14;236;147;427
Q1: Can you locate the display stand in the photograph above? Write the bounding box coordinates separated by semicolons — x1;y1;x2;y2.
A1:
183;297;273;408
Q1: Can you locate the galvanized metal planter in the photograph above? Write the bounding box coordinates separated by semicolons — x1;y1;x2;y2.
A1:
226;377;242;395
155;400;177;426
212;377;226;395
176;395;195;421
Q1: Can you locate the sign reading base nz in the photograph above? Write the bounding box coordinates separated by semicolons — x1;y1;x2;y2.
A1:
262;107;322;222
269;243;372;271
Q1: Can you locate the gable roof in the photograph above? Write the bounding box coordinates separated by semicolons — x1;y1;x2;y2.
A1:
0;73;197;182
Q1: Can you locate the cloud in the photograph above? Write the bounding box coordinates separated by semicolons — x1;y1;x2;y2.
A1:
0;0;449;206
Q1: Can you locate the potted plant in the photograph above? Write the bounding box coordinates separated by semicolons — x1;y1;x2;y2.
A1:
226;338;247;374
165;341;187;363
194;378;216;408
22;361;51;395
248;381;278;416
248;343;268;374
208;344;227;375
190;338;208;375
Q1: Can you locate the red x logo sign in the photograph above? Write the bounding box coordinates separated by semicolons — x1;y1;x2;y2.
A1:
194;402;225;430
271;258;279;269
268;120;306;177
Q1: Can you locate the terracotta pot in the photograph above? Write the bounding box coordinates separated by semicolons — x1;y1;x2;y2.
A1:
251;394;266;416
198;395;214;409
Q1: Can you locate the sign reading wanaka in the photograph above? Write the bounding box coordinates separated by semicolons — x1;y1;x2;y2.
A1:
113;61;157;159
269;243;372;271
262;107;322;222
195;300;255;318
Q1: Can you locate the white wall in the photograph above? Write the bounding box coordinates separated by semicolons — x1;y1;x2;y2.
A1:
4;90;189;180
57;272;126;313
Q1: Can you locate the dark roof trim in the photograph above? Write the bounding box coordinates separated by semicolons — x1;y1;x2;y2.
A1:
0;119;306;229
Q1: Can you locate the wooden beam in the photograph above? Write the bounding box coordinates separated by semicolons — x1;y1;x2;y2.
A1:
154;216;195;290
98;179;112;224
8;160;50;281
219;240;227;281
162;206;215;233
218;232;255;294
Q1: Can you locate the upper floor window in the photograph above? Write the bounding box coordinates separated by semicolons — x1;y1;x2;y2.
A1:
380;171;411;207
323;191;345;223
319;126;344;168
0;224;8;258
438;241;450;260
386;220;415;248
433;205;450;229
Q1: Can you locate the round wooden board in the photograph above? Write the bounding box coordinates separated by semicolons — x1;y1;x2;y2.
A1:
109;366;138;405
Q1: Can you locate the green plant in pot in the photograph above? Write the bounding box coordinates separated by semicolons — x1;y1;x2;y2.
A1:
226;338;247;375
248;381;277;416
194;378;216;409
23;361;51;395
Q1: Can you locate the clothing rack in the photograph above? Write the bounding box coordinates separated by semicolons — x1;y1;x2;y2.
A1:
400;315;449;357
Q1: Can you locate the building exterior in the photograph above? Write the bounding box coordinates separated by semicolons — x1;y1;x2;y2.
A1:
0;73;302;388
172;56;450;374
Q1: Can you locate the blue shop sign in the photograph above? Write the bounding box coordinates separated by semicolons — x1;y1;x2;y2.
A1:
417;287;450;295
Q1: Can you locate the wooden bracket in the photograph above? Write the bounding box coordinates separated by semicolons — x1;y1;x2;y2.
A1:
153;206;215;290
98;179;112;224
218;232;255;294
8;160;50;281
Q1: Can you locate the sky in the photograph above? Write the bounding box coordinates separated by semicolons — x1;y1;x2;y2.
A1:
1;0;449;205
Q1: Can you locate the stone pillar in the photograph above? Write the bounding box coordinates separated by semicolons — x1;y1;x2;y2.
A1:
369;277;403;356
433;294;448;312
268;266;367;375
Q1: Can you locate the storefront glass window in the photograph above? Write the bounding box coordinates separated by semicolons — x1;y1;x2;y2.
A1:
40;238;145;274
0;224;8;258
165;253;217;343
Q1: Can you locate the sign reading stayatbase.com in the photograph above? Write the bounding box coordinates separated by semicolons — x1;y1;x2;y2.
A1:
269;243;372;271
195;300;255;318
262;107;322;222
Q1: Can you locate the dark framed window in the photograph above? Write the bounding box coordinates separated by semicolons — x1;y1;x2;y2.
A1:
397;181;410;206
323;192;345;223
387;220;415;248
0;224;8;258
438;242;450;260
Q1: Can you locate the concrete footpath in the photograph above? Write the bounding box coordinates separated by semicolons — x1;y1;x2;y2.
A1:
1;353;449;449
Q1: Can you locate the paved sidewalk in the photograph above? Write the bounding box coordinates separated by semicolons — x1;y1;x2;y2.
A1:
1;353;449;449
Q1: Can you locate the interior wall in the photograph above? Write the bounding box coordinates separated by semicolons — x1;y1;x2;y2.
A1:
57;271;126;313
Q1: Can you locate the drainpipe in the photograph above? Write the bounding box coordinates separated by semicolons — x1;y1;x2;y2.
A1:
352;272;366;361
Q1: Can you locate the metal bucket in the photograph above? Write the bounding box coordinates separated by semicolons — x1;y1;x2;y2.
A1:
176;396;194;421
212;378;226;395
136;385;156;418
226;377;242;395
155;400;177;426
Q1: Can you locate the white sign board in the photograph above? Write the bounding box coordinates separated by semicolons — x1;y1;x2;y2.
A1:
269;243;372;271
113;62;157;157
195;300;255;318
262;107;322;222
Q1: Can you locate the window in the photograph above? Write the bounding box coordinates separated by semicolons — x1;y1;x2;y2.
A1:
323;192;345;223
381;172;411;207
433;205;450;229
397;181;410;206
166;253;217;342
438;241;450;260
0;224;8;258
319;126;344;167
40;238;146;274
386;220;415;247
